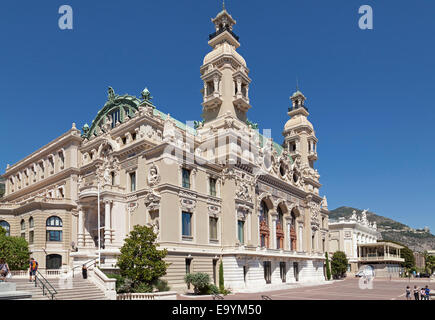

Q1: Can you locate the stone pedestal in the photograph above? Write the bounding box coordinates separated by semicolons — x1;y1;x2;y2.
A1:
0;282;32;300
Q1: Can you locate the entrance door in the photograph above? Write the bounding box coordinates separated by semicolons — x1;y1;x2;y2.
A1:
46;254;62;269
243;266;248;284
263;261;272;284
293;262;299;282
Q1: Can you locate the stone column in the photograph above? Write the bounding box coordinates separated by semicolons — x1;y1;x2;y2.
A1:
270;212;277;249
78;206;84;247
104;200;112;246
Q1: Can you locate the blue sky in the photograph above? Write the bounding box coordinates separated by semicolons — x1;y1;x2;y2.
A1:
0;1;434;232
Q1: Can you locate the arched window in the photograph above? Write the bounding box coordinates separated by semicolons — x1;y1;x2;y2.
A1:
276;206;284;249
46;216;63;242
0;220;10;236
259;200;270;248
260;201;269;225
29;217;34;228
46;216;62;227
46;254;62;269
20;219;26;230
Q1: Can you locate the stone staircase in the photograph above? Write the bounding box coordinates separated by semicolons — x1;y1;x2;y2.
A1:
11;277;108;300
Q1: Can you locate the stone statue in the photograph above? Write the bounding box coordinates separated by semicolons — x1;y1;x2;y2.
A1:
147;164;161;186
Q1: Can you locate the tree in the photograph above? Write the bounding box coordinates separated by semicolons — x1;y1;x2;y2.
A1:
400;246;415;271
0;227;30;270
325;252;331;281
219;260;224;293
331;251;348;279
424;251;435;274
117;225;169;292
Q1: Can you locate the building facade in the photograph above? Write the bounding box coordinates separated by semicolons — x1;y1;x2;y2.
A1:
0;7;330;292
329;210;380;274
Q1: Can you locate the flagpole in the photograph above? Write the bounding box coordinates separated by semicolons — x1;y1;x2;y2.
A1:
97;181;101;268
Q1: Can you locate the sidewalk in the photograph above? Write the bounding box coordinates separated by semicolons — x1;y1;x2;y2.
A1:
233;280;335;294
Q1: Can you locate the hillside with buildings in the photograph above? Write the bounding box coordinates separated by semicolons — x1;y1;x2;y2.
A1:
329;207;435;253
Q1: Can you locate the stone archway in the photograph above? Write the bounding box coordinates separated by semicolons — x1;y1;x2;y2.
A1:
46;254;62;269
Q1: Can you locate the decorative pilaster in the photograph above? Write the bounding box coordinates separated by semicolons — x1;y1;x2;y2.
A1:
270;211;277;250
104;200;112;246
78;206;84;247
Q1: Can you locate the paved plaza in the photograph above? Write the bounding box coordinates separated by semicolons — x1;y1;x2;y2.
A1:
179;278;434;300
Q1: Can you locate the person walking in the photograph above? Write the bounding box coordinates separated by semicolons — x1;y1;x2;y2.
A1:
413;285;420;300
420;287;426;300
405;286;411;300
425;286;431;301
29;258;38;282
0;258;10;282
82;264;88;279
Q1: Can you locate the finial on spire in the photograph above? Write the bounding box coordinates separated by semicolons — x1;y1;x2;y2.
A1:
223;0;225;10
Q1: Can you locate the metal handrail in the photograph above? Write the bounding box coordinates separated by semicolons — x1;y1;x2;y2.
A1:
35;270;57;300
72;258;99;277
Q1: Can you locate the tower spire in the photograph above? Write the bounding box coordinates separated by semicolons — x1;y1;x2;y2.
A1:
223;0;225;10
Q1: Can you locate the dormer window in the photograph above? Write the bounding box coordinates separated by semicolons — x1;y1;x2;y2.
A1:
111;109;120;128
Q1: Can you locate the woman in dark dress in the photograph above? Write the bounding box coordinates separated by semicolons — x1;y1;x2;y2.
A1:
82;265;88;279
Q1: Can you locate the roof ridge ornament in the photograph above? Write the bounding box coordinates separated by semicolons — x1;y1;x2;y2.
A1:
107;86;117;102
141;87;153;101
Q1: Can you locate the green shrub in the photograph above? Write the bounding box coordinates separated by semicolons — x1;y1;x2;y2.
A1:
221;287;232;296
331;251;348;279
185;273;211;295
0;228;30;270
135;282;153;293
118;278;134;294
153;279;170;292
106;273;127;292
207;284;219;295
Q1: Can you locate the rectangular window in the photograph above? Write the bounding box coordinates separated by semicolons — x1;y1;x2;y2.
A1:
280;262;286;283
185;258;191;274
185;258;192;289
130;172;136;192
29;231;34;244
238;220;245;244
182;212;192;237
261;234;266;248
209;217;218;241
209;178;217;197
20;232;25;239
46;230;62;242
182;168;191;189
264;261;272;284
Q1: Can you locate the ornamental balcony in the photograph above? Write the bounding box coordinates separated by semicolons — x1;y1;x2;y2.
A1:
202;92;223;111
308;151;318;161
233;93;251;112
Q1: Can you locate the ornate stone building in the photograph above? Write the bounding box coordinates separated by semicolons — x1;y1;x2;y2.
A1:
329;210;381;274
0;7;329;291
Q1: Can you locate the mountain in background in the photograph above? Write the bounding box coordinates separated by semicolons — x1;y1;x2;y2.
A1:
329;206;435;253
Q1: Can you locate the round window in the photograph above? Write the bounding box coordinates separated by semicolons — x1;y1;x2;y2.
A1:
293;171;299;183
